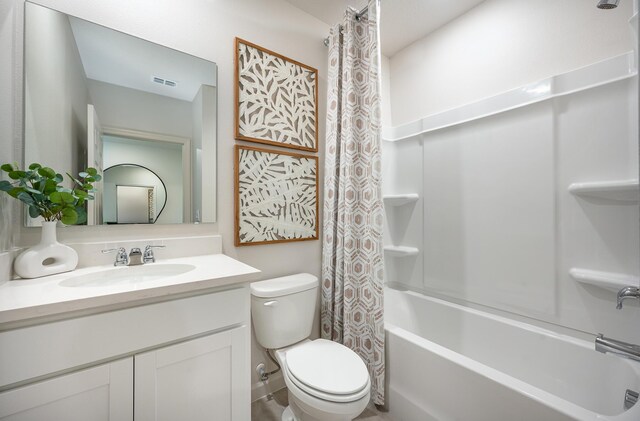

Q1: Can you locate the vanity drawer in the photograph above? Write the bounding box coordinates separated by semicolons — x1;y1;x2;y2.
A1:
0;286;249;389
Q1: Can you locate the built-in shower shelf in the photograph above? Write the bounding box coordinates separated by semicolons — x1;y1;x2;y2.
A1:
568;180;639;203
383;194;419;206
569;268;639;292
384;246;419;257
381;52;636;142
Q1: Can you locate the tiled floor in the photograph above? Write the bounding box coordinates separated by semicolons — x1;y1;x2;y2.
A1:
251;388;394;421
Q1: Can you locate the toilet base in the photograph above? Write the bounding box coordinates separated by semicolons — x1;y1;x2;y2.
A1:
282;406;296;421
287;390;361;421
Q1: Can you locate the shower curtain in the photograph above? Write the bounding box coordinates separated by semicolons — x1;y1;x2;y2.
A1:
321;0;385;405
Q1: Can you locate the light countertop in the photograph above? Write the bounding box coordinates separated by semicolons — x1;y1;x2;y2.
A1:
0;254;261;329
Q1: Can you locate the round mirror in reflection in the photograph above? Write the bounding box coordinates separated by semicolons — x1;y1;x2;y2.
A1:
103;164;167;224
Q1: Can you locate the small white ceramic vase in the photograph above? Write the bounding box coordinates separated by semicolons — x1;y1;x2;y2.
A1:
14;221;78;279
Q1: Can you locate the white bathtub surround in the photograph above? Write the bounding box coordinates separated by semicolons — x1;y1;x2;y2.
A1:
385;287;640;420
382;51;637;142
380;3;640;413
382;51;640;343
13;221;78;279
321;0;385;406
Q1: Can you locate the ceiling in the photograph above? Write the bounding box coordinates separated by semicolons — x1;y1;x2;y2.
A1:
69;16;217;102
284;0;487;57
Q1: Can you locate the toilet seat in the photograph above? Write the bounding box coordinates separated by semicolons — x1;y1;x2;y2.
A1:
284;339;370;403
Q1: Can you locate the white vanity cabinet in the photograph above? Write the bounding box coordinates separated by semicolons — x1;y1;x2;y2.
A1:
0;358;133;421
134;327;249;421
0;286;251;421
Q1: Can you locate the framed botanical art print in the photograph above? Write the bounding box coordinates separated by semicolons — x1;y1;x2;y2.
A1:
235;38;318;152
235;145;318;246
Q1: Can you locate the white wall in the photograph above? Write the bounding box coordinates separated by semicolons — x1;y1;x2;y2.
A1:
389;0;636;126
1;0;329;399
383;0;640;343
23;2;91;177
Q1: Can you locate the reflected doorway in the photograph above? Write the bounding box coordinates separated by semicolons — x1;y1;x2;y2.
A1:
102;130;189;224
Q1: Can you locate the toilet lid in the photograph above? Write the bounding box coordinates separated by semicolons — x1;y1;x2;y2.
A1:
285;339;370;396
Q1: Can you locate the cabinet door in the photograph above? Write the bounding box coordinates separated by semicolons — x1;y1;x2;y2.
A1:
0;358;133;421
134;326;249;421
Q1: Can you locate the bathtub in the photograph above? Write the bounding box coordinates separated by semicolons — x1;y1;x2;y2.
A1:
384;287;640;421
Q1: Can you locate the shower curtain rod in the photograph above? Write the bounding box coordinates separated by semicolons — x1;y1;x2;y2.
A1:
322;4;370;47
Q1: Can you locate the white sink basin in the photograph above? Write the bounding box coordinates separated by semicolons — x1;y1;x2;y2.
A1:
59;264;196;287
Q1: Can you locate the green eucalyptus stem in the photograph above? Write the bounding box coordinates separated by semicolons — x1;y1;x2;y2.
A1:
0;162;102;225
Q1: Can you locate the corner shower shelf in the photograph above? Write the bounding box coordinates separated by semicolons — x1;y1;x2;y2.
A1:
569;268;639;292
383;194;419;206
384;246;419;257
568;179;639;203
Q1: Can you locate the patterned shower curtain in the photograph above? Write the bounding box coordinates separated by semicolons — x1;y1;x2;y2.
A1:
321;0;385;406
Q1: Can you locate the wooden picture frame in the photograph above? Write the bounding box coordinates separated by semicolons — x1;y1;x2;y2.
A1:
234;38;319;152
235;145;319;246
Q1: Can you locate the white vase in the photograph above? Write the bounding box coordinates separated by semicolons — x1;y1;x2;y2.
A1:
14;221;78;279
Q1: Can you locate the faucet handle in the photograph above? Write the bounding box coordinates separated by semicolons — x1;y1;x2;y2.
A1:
143;245;165;263
616;286;640;310
102;247;129;266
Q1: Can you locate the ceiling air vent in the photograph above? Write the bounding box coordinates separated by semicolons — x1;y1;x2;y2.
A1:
151;76;177;87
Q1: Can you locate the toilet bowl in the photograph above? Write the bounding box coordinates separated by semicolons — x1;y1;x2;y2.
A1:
250;274;371;421
276;339;371;421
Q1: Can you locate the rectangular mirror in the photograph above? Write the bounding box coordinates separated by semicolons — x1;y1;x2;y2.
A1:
23;2;217;226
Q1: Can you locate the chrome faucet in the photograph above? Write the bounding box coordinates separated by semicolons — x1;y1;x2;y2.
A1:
617;286;640;309
102;247;129;266
595;334;640;362
143;245;165;263
128;248;144;266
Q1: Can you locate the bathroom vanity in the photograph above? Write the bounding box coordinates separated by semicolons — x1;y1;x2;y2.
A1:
0;254;260;421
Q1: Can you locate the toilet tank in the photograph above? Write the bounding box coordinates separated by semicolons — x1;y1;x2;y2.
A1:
250;273;318;349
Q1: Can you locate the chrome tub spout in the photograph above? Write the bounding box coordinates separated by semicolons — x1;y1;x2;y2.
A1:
595;334;640;362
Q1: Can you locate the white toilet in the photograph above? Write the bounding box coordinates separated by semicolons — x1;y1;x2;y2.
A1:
251;273;371;421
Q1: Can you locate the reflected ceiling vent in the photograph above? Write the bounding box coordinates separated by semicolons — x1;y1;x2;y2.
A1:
597;0;620;9
151;76;177;87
